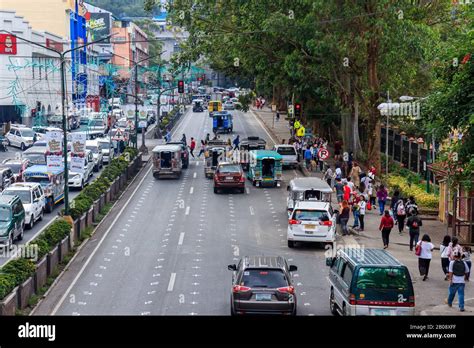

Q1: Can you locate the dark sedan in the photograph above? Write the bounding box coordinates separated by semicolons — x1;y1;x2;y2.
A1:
228;256;297;315
213;163;245;193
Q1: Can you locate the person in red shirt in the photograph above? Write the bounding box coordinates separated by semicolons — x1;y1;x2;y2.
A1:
343;182;351;201
189;137;196;158
379;210;394;249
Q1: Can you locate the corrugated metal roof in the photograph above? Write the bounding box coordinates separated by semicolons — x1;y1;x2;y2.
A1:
340;248;402;267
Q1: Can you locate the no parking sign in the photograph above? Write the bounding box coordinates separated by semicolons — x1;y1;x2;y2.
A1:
318;148;330;161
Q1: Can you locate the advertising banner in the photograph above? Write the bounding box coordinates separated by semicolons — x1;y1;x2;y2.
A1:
71;132;86;155
87;13;111;42
71;156;85;174
46;155;63;170
45;131;63;154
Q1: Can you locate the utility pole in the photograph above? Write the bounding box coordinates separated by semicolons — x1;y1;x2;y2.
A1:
134;63;139;149
156;64;162;138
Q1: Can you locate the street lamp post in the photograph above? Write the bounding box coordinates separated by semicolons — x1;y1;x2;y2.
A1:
1;30;112;216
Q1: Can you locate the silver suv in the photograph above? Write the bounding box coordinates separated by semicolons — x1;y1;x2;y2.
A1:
5;125;36;150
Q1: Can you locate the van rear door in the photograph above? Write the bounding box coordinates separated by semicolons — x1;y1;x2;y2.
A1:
353;266;415;315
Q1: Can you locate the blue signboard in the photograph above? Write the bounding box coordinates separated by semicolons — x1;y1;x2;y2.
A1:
70;0;88;106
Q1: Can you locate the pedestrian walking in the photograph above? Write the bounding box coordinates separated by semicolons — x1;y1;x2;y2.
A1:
181;133;187;145
440;235;452;280
165;129;171;143
395;198;407;234
447;251;470;312
350;162;361;189
368;181;376;208
377;185;388;215
406;211;422;251
447;237;463;261
324;166;334;188
339;200;350;236
335;165;342;180
405;196;419;216
343;181;351;202
358;196;366;231
276;111;280;121
416;234;434;281
351;194;360;229
390;190;401;224
334;178;344;203
198;140;206;157
334;140;342;161
189;137;196;157
304;146;312;169
379;210;394;249
232;135;240;150
463;246;472;281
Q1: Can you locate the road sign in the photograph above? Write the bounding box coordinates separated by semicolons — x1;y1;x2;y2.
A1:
294;120;301;129
318;148;330;160
127;110;134;117
296;126;305;137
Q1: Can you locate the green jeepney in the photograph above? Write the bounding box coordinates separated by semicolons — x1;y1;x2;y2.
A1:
247;150;283;187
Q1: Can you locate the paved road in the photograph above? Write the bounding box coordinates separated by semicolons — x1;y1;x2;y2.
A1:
39;107;332;316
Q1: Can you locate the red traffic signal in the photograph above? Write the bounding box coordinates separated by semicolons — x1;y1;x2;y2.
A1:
294;103;301;116
178;80;184;93
197;77;202;81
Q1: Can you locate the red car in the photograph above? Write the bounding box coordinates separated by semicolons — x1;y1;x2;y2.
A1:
213;163;245;194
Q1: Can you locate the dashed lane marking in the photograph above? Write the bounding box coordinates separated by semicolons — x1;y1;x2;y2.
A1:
178;232;185;245
167;273;177;292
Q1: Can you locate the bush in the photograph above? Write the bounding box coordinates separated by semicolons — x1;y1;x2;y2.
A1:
386;175;439;209
28;238;50;260
41;219;71;247
0;273;16;299
1;258;36;285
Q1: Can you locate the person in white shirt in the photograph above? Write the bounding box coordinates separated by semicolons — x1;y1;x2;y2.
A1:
358;196;367;231
416;234;434;281
346;177;355;192
447;251;470;312
440;235;451;280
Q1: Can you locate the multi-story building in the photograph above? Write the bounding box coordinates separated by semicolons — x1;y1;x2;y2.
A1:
0;10;71;126
152;8;188;62
2;0;101;112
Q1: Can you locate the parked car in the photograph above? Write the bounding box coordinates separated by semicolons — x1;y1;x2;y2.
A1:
32;126;63;141
287;201;337;248
87;118;108;135
2;183;45;229
213;162;245;194
86;140;104;172
0;166;14;191
228;256;298;316
5;126;36;150
2;158;30;182
326;248;415;316
0;194;25;250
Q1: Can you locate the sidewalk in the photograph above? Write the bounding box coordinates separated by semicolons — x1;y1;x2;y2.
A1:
251;106;474;315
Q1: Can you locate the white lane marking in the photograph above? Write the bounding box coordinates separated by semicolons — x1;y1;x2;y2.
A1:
185;206;190;215
246;187;250;194
167;273;177;292
189;187;194;194
178;232;185;245
249;206;254;215
196;162;199;166
193;172;197;178
51;165;153;315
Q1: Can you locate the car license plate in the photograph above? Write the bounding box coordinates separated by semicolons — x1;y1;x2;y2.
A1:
264;178;273;181
255;293;272;301
226;176;234;180
305;224;316;229
371;309;392;316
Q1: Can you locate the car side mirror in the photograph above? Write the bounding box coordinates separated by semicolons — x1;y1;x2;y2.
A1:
326;257;334;267
228;264;237;271
289;265;297;272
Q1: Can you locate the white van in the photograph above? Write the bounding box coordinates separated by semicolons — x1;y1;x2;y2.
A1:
273;145;298;168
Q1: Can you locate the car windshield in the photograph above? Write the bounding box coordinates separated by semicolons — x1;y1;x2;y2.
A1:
240;269;288;288
356;268;409;290
277;147;296;155
25;176;49;185
86;145;99;154
218;165;241;173
4;190;31;203
0;206;11;222
293;209;329;221
24;153;46;165
89;120;104;127
4;163;21;174
21;130;35;137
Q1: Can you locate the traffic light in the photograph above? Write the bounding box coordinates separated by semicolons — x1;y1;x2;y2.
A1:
294;103;301;117
178;80;184;93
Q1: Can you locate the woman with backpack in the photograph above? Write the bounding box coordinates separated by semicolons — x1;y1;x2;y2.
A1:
416;234;434;281
440;235;452;280
339;200;350;236
447;237;463;261
407;211;423;251
395;198;408;234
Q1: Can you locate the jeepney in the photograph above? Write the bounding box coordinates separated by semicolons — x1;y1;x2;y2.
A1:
239;136;266;171
23;165;64;213
204;140;227;178
208;100;222;117
152;144;183;179
286;177;333;215
212;111;233;134
247;150;282;187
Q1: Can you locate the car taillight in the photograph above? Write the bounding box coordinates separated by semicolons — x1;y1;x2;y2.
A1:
408;296;415;307
233;285;251;293
239;176;245;182
319;221;332;226
277;286;294;294
289;219;301;225
349;293;356;305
